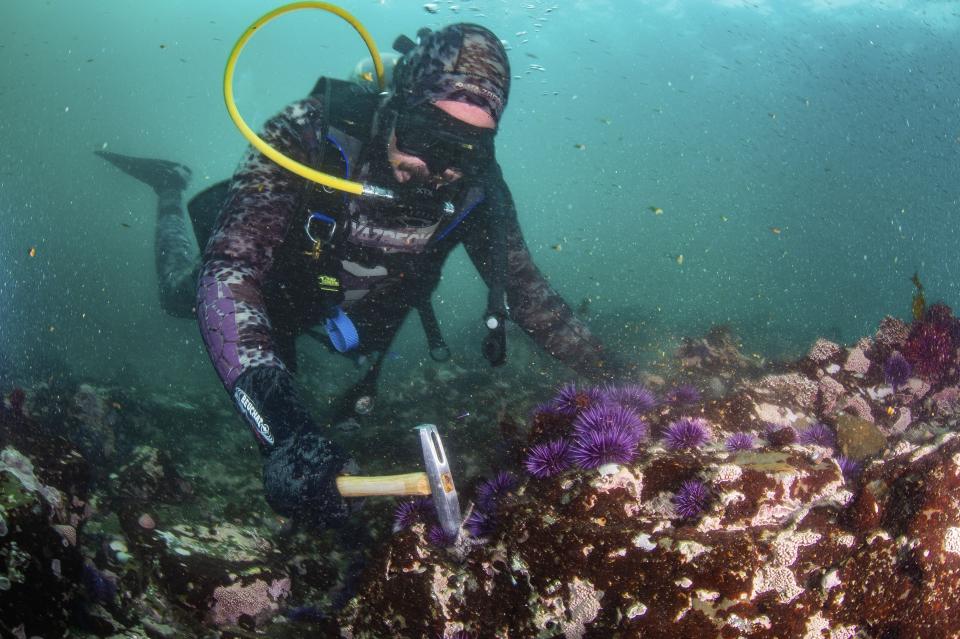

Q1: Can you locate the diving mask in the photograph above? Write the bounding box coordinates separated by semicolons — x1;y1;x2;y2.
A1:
394;103;495;175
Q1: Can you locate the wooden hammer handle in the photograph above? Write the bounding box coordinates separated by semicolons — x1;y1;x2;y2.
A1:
336;472;431;497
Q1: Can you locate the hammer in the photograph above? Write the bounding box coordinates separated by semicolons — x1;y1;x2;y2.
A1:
335;424;462;538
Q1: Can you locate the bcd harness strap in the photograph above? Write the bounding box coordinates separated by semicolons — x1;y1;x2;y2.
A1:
300;77;509;367
299;78;454;360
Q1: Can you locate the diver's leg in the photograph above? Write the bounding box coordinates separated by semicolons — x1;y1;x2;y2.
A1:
154;186;200;318
95;150;198;318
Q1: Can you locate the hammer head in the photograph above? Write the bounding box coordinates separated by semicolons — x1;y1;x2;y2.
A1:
416;424;462;539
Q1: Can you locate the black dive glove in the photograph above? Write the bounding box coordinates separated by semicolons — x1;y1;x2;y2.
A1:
232;366;355;529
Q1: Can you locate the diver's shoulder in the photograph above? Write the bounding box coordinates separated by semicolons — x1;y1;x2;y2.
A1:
267;96;322;129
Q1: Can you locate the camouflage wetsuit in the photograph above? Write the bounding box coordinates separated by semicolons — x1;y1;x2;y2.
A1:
184;78;615;524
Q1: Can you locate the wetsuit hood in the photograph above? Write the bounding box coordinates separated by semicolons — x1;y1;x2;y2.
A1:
392;23;510;126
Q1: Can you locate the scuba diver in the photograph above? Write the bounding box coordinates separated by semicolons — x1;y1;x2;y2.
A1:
97;23;622;530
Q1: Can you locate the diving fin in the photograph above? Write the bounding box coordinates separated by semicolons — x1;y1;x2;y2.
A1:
95;150;191;193
392;34;416;55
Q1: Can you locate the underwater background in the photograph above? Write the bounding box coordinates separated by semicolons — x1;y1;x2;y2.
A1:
3;2;960;637
1;0;959;395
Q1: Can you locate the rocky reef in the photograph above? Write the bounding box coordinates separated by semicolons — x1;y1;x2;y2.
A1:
2;304;960;637
338;306;960;638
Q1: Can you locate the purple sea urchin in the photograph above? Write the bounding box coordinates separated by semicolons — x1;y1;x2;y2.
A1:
836;455;861;480
570;423;640;469
799;422;836;449
573;403;648;441
524;439;574;479
427;525;458;548
666;383;701;407
764;423;797;447
550;382;603;416
674;479;710;519
476;471;517;511
725;432;755;452
393;496;432;532
883;351;912;391
464;509;496;538
664;417;712;450
607;384;658;414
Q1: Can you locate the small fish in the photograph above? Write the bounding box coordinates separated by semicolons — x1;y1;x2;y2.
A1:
885;406;895;416
598;117;611;125
720;215;729;222
550;243;563;251
159;43;166;49
769;226;781;235
361;71;373;82
650;206;663;215
423;2;439;13
675;254;684;265
455;411;470;420
574;143;586;150
28;246;36;257
120;222;131;228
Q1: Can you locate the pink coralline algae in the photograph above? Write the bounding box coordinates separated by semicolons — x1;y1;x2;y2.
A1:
874;315;910;350
843;343;872;375
759;373;818;409
818;375;846;415
209;578;290;627
807;338;841;363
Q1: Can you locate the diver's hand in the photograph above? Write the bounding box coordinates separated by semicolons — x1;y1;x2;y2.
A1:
231;366;362;527
262;431;359;529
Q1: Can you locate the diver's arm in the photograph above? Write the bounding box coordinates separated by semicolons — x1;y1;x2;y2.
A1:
196;104;306;397
195;99;352;527
463;175;618;379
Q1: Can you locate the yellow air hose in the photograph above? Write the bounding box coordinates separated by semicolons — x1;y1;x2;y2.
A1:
223;2;393;198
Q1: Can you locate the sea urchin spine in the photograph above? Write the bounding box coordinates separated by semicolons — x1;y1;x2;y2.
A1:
664;417;712;450
524;439;574;479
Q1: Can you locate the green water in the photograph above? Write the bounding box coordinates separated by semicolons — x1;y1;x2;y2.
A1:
1;0;958;394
